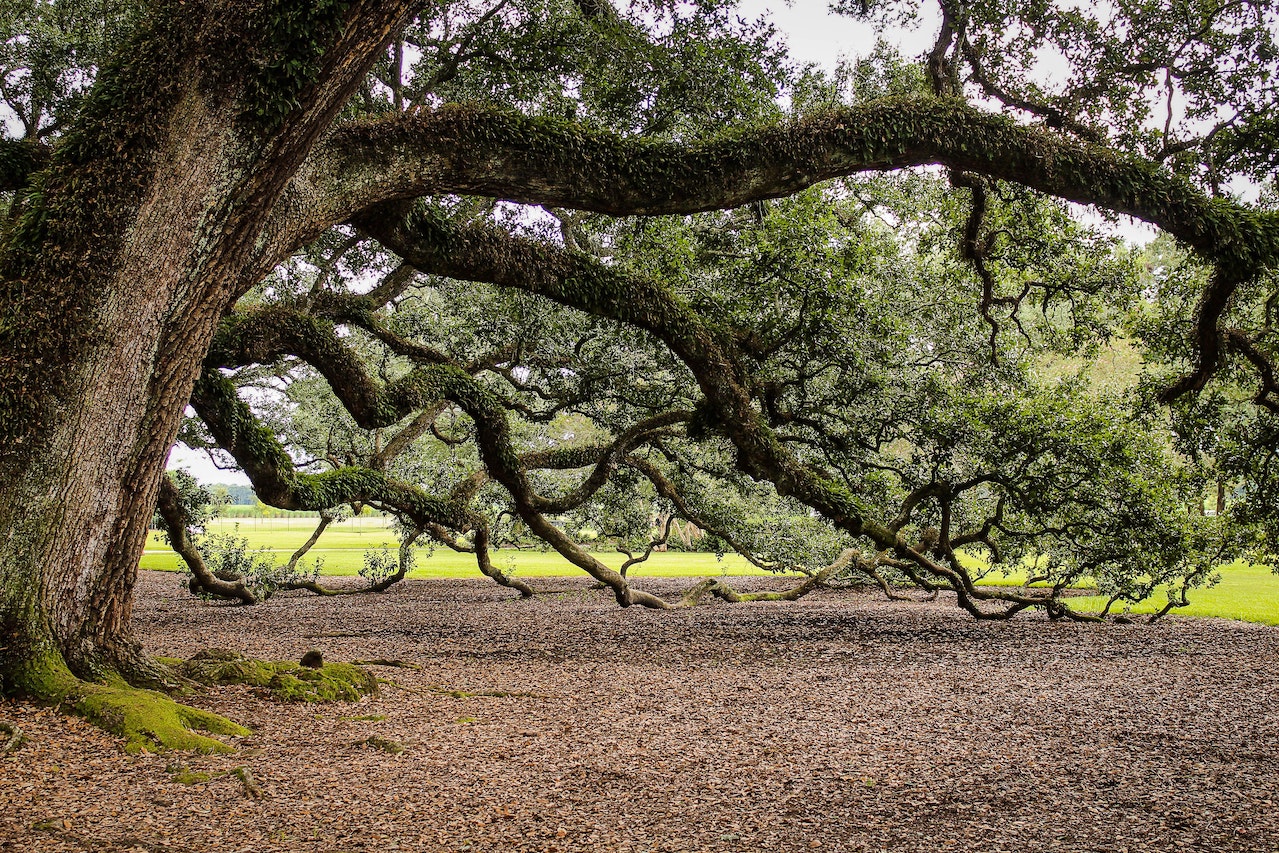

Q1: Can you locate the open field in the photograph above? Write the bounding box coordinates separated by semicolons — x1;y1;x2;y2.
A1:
144;518;1279;624
2;572;1277;852
966;563;1279;626
142;517;771;578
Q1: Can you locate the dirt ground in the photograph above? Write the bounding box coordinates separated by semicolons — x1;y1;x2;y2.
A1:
2;570;1278;853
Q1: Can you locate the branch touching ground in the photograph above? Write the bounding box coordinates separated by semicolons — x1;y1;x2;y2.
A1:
156;475;258;604
279;525;425;597
706;549;856;603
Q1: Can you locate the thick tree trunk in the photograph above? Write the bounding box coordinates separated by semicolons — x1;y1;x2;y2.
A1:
0;1;409;701
0;91;247;689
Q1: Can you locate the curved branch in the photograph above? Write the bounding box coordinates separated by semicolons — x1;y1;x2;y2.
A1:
707;548;856;603
525;412;689;513
1225;329;1279;412
1158;267;1246;403
212;301;691;514
155;475;258;605
278;525;430;597
297;97;1279;269
202;326;673;607
189;370;476;531
287;97;1279;406
613;514;675;578
359;205;1113;618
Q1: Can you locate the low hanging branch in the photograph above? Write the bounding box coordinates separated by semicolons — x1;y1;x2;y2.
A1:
201;314;743;610
197;219;1140;621
277;525;426;596
705;548;857;603
360;205;1116;621
156;475;258;605
186;372;531;599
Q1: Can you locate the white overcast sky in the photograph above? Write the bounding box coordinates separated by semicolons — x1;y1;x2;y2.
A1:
740;1;937;69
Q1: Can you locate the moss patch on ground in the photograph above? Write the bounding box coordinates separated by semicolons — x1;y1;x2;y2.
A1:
354;735;404;754
176;649;377;702
69;682;250;755
169;767;213;784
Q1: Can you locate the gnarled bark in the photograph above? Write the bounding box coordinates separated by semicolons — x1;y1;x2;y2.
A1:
0;0;411;720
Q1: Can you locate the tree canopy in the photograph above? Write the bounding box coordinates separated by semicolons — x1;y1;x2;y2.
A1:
2;0;1279;746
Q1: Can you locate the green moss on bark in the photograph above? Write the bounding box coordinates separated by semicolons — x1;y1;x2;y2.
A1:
5;646;79;700
241;0;355;129
3;643;251;753
70;683;251;755
177;650;377;702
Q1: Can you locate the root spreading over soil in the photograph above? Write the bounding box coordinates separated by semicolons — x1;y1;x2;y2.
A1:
3;571;1277;852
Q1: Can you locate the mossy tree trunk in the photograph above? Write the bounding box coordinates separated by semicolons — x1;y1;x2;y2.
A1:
1;0;1276;721
0;0;406;700
0;68;236;694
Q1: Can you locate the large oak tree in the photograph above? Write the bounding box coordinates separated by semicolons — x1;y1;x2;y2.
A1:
2;0;1277;747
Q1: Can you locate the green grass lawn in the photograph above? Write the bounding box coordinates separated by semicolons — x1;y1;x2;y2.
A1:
145;518;1279;624
1065;562;1279;626
946;560;1279;626
142;517;773;578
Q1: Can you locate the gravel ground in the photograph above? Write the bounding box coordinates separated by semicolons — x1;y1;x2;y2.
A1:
2;570;1278;853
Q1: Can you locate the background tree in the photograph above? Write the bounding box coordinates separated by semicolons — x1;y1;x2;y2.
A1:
2;0;1277;749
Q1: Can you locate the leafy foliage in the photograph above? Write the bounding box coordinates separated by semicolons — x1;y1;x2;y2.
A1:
6;0;1279;625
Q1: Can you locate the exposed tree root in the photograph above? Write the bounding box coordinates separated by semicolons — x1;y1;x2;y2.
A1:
0;721;26;753
231;765;266;799
174;649;378;702
70;682;251;755
8;650;251;754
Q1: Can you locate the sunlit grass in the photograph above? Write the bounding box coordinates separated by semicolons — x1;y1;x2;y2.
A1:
1066;562;1279;626
143;518;1279;623
141;517;776;578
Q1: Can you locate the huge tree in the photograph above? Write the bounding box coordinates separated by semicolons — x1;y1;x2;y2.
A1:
2;0;1278;747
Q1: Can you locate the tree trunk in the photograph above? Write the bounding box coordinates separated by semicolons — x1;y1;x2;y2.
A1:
0;2;405;702
0;90;249;690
